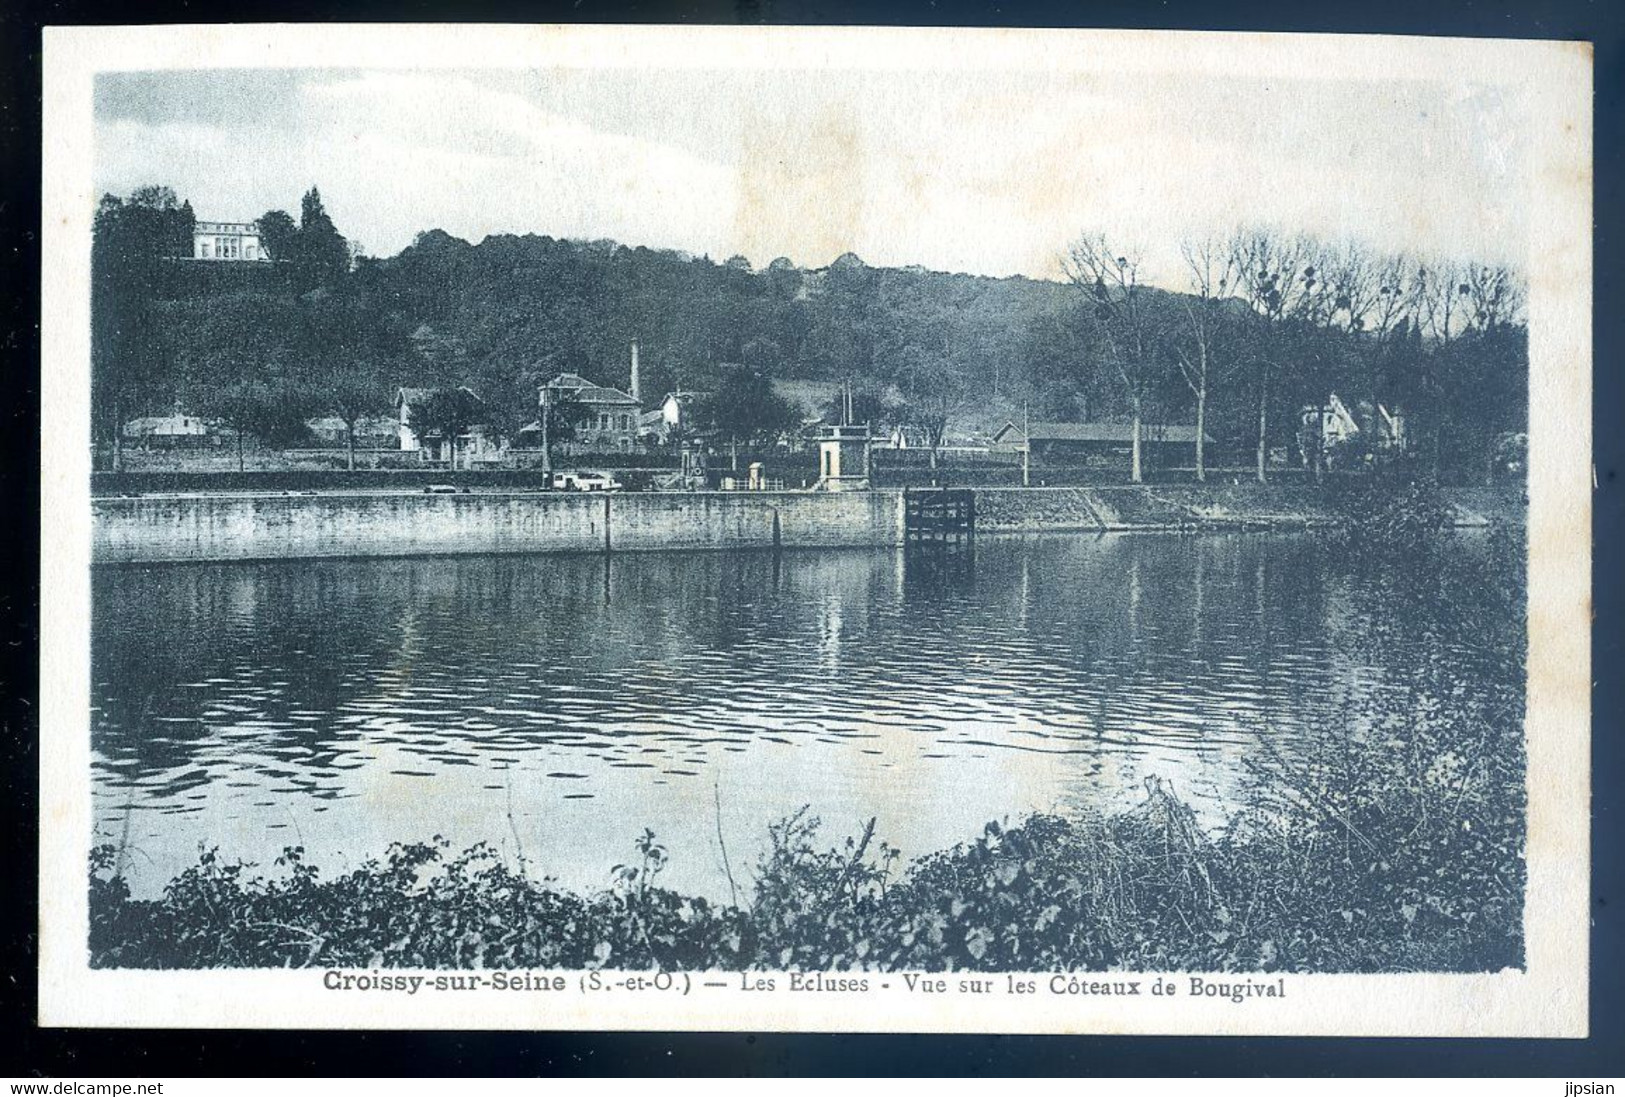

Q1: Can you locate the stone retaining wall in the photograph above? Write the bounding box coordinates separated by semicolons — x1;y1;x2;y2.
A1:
93;490;906;564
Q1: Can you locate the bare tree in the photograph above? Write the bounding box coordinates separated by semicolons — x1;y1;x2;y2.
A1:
1321;241;1383;333
1367;253;1417;344
1359;251;1419;453
1063;234;1162;483
1175;235;1240;482
1227;228;1312;483
1414;260;1527;480
1398;257;1527;478
1412;259;1467;346
895;347;965;470
1460;263;1526;332
1407;258;1468;474
1297;240;1381;479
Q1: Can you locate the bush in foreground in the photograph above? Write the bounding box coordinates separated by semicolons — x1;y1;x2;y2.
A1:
91;765;1522;973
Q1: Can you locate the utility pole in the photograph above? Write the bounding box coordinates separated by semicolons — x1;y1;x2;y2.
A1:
540;382;552;481
1022;400;1031;488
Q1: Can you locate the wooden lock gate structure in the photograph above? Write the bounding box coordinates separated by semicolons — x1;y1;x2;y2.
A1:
903;488;976;547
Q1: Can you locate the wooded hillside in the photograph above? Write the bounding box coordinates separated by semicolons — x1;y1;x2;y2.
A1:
93;185;1529;482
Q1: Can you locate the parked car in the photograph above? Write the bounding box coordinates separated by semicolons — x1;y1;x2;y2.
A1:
552;470;622;492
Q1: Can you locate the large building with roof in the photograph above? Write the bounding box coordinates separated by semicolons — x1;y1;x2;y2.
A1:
541;373;642;452
192;220;271;262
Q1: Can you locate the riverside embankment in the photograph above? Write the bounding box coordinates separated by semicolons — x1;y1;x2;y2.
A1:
976;484;1511;532
90;483;1519;564
91;489;902;564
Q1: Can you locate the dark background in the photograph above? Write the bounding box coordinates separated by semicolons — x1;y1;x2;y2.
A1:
2;0;1620;1077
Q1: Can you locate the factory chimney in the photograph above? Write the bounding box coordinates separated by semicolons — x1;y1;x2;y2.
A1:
629;340;642;403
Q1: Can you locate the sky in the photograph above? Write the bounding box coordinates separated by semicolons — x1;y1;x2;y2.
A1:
93;65;1528;288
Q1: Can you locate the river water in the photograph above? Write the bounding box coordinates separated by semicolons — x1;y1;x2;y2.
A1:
91;533;1497;901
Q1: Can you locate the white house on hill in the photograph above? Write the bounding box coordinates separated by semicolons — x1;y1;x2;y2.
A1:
192;220;271;262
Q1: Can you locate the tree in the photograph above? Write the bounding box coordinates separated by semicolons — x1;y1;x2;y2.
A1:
1360;253;1420;461
1063;234;1165;483
120;221;1524;492
256;209;298;261
806;257;878;380
91;187;195;470
532;379;591;474
295;293;406;469
740;336;784;375
893;349;964;469
1022;306;1100;421
1289;240;1377;481
823;385;894;431
1416;262;1527;482
1405;259;1470;477
201;379;312;472
162;291;302;416
1304;242;1442;479
292;187;351;291
1175;234;1241;481
1227;229;1313;483
694;366;800;470
326;371;383;470
415;387;484;469
468;351;545;446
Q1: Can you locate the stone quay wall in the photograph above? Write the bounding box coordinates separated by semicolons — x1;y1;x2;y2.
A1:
92;490;907;565
90;484;1517;564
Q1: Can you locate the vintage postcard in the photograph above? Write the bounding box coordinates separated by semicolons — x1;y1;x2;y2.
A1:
38;24;1591;1034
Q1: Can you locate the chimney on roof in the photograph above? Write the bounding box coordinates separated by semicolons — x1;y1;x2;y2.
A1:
629;340;641;404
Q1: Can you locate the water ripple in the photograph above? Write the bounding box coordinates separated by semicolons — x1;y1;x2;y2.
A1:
90;534;1499;900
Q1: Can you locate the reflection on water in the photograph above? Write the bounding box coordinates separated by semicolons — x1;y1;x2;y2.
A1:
92;534;1479;900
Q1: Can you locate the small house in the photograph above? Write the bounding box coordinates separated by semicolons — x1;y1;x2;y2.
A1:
395;386;500;467
122;413;215;448
816;424;873;491
1300;393;1408;466
653;390;707;441
1300;393;1361;453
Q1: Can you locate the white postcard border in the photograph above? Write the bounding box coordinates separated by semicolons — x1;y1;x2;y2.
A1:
38;23;1593;1036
